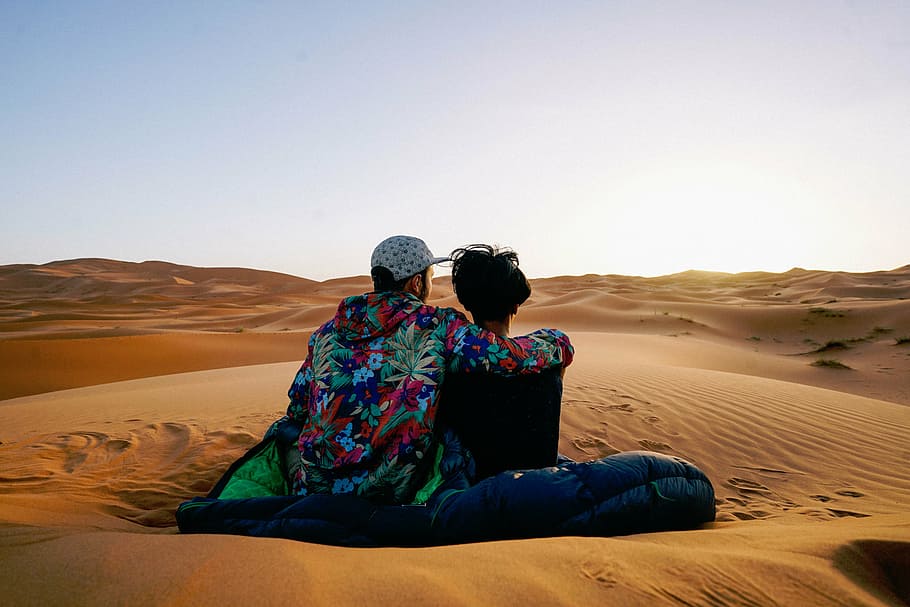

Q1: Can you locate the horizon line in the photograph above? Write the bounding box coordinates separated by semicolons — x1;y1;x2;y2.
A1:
2;256;908;283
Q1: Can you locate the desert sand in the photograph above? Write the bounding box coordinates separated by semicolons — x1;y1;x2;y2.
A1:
1;259;908;606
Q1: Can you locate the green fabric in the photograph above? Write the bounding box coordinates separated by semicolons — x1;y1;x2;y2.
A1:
218;440;289;499
411;443;445;505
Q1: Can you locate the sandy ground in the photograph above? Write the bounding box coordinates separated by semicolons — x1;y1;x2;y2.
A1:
1;258;908;606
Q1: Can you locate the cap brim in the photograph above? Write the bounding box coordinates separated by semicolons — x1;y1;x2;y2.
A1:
430;256;451;265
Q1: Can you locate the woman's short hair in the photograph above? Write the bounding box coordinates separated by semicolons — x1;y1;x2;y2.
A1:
450;244;531;322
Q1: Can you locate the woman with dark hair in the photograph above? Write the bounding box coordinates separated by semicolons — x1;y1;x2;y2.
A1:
437;244;564;481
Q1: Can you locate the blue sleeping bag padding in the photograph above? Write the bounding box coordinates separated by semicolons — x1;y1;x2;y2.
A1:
429;451;716;544
177;493;432;547
177;449;714;546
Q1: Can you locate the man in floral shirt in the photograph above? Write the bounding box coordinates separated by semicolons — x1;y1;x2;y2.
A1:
284;235;574;504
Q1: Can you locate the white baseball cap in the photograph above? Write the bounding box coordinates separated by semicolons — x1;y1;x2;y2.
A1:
370;235;449;281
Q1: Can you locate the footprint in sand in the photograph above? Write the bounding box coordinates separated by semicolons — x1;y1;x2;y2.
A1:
727;477;771;493
828;509;870;518
730;510;773;521
561;399;602;412
717;494;771;519
606;389;652;406
810;490;864;503
640;414;680;437
50;431;113;473
580;562;619;588
208;429;259;447
572;436;620;458
638;439;672;452
717;496;777;520
607;403;635;413
726;477;800;511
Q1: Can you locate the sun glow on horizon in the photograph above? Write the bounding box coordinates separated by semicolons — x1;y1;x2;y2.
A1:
483;143;910;281
589;163;821;277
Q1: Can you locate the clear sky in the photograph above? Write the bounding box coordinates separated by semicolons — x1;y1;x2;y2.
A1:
2;2;908;280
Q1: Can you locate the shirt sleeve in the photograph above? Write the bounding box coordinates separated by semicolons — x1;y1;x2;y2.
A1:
443;312;574;375
286;333;316;422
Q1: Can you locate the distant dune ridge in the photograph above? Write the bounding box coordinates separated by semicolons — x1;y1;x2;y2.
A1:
1;258;909;606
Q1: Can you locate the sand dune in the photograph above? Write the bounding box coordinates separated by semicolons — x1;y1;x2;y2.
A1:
1;259;908;605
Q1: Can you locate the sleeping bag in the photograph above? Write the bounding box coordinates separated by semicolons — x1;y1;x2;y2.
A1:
177;423;715;546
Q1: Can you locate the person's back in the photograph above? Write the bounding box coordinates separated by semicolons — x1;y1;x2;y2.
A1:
436;245;565;481
284;236;573;504
438;368;563;480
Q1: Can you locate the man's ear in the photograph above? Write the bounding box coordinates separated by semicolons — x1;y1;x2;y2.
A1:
404;273;421;296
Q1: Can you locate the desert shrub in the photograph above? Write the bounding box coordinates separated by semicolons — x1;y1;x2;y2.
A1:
808;307;845;318
811;359;852;370
816;340;849;351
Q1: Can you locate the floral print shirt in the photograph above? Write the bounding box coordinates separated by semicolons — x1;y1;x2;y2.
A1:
285;291;574;504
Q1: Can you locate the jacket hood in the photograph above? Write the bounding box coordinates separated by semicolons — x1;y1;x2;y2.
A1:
334;291;423;341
